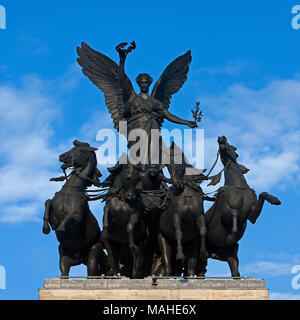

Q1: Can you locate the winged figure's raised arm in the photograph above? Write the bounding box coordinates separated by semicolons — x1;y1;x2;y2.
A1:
77;42;135;131
151;50;192;110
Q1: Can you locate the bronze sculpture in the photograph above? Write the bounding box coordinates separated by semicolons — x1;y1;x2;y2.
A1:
77;41;197;165
157;142;209;277
199;136;281;278
100;161;147;279
42;140;107;276
42;42;281;279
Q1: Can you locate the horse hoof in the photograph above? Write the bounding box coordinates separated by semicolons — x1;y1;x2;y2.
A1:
176;252;185;261
200;250;209;261
107;268;117;276
269;195;281;205
130;245;140;256
42;225;51;235
263;193;281;205
210;253;218;259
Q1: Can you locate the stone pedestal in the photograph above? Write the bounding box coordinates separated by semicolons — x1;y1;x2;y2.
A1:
39;277;268;300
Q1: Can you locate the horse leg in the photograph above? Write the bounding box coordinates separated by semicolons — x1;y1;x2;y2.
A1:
122;247;131;277
42;199;52;234
157;232;172;276
127;213;139;254
227;244;240;278
197;254;208;277
173;212;185;261
134;237;146;279
100;205;115;275
181;240;197;276
151;254;164;276
185;256;197;277
127;213;140;278
248;192;281;224
111;242;121;276
196;214;208;261
223;208;239;245
87;242;102;277
98;244;108;276
58;245;74;277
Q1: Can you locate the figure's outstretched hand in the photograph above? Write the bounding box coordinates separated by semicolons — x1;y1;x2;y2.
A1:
116;42;127;56
187;121;198;128
116;41;136;60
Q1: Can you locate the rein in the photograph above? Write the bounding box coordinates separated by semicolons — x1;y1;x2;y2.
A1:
139;189;166;197
203;160;250;197
65;148;101;187
84;187;110;201
205;151;220;179
73;168;101;187
202;153;232;197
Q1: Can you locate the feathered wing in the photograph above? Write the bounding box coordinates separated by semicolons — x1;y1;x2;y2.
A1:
151;50;192;109
77;42;135;131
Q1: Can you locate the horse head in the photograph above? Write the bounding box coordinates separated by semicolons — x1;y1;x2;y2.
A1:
59;140;101;187
218;136;239;166
216;136;250;187
113;160;143;201
166;142;186;190
167;142;206;190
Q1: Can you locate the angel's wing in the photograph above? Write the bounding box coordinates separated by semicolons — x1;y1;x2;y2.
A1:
151;50;192;109
77;42;134;131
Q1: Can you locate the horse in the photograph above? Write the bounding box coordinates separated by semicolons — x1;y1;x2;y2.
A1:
135;164;172;277
200;136;281;278
42;140;107;277
158;142;209;276
100;161;147;279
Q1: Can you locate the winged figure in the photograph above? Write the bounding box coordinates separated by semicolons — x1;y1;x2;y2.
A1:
77;41;197;164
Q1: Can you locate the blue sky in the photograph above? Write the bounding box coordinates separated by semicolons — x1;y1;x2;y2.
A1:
0;0;300;300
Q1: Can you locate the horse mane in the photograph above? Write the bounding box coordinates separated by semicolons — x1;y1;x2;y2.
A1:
73;139;91;147
169;142;205;184
110;162;141;194
222;140;249;174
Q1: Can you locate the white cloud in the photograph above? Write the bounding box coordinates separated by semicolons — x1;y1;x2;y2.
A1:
269;292;300;300
199;78;300;191
80;110;113;142
1;203;41;223
240;253;300;277
198;59;251;75
57;63;83;92
76;75;300;194
0;68;109;223
18;33;49;55
241;261;293;277
0;77;64;223
2;70;300;222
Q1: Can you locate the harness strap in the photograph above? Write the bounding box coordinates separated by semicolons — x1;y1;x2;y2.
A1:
206;151;220;178
73;168;101;187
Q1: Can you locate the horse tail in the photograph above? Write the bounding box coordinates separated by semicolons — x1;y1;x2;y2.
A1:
42;199;52;235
